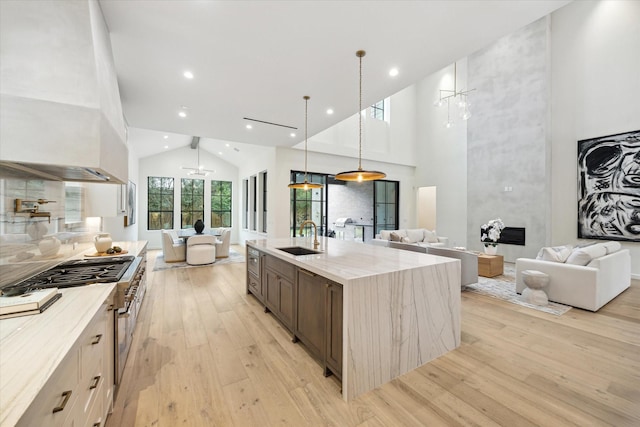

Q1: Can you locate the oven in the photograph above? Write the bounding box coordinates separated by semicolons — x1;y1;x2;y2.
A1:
114;254;146;393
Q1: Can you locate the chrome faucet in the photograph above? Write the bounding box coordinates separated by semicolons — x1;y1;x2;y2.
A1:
299;220;320;249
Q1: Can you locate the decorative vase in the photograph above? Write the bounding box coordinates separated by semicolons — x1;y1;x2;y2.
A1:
194;219;205;234
94;233;113;253
38;237;61;257
484;244;498;255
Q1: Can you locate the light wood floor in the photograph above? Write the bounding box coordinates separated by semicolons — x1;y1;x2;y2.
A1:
107;247;640;427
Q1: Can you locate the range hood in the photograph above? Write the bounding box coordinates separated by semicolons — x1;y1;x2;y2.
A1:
0;0;128;184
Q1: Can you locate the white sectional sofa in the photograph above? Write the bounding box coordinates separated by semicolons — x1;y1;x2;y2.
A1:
371;228;448;248
515;241;631;311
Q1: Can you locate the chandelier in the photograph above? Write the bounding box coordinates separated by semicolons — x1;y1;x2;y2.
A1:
181;140;214;176
434;62;475;128
335;50;386;182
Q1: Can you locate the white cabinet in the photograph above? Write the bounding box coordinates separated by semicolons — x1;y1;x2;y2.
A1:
17;290;115;427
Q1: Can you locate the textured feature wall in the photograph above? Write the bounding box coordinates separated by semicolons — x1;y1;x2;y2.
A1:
467;17;550;261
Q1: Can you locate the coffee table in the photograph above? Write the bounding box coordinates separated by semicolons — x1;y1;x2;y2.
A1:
478;254;504;278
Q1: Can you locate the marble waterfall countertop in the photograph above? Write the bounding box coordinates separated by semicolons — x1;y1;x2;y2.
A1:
0;240;147;426
247;237;461;400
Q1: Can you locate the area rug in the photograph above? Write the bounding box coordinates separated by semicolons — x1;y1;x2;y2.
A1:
153;248;245;271
464;264;572;316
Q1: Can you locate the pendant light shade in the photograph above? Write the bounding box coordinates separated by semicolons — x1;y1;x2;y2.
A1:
335;50;386;182
289;96;323;190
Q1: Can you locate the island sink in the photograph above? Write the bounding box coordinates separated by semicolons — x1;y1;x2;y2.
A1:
276;246;321;256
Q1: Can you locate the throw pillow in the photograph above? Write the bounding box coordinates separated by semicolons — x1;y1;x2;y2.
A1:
423;229;439;243
406;229;425;243
389;232;403;242
379;230;393;241
401;236;412;243
540;245;573;263
602;241;622;254
565;244;607;266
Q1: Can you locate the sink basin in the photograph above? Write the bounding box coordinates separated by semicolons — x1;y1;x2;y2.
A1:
277;246;321;256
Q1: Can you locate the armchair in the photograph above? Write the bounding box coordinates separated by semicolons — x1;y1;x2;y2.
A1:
161;230;186;262
214;229;231;258
186;234;216;265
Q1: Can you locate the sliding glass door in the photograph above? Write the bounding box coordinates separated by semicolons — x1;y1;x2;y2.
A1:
290;171;327;237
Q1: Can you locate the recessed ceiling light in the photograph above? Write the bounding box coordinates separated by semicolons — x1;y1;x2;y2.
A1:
164;145;169;149
225;143;230;147
326;108;334;115
218;151;223;155
290;133;296;137
178;111;187;118
183;71;194;79
389;68;399;77
163;135;169;139
246;124;252;129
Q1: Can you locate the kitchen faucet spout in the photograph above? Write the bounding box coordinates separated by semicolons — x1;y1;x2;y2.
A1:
299;220;319;249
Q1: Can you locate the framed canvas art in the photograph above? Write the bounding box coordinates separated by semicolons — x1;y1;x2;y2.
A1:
577;130;640;241
126;180;136;226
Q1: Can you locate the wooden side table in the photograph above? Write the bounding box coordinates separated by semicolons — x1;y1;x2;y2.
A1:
478;254;504;277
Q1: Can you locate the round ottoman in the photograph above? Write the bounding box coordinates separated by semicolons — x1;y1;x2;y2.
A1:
521;270;550;306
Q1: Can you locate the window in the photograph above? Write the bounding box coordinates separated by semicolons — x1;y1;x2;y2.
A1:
371;99;385;120
242;179;248;229
260;171;267;233
147;177;174;230
250;175;257;231
374;180;399;236
211;180;232;227
181;178;204;229
64;183;82;224
290;171;327;237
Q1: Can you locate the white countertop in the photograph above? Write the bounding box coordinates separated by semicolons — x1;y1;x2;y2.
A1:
0;240;147;426
0;283;116;426
247;237;456;284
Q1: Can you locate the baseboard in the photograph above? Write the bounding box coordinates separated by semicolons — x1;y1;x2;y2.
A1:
632;273;640;280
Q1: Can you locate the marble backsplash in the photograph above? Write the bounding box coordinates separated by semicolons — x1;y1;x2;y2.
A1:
0;178;101;288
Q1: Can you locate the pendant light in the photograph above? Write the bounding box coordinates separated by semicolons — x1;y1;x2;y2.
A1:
288;96;323;190
335;50;386;182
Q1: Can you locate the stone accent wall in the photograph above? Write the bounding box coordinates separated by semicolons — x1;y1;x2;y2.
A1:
467;17;550;260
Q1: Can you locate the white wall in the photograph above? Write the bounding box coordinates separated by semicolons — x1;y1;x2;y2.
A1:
309;86;417;168
414;62;468;249
139;146;239;250
551;0;640;277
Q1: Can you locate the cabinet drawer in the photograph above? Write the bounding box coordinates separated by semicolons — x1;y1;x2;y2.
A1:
17;349;80;427
248;272;262;296
85;375;105;427
265;255;295;281
80;306;107;380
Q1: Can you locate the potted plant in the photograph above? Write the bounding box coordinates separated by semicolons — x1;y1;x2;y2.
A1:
481;218;504;255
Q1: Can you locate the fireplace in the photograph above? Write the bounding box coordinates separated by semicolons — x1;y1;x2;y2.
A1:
497;227;525;246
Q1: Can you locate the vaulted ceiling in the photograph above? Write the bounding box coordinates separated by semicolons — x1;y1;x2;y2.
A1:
100;0;570;163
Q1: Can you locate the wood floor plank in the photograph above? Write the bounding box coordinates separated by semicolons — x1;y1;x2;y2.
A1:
107;248;640;427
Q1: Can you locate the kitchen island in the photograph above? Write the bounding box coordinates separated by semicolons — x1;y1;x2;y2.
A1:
246;237;461;401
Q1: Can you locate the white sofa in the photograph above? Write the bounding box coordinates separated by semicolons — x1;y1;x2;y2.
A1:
372;228;448;248
388;242;478;288
515;242;630;311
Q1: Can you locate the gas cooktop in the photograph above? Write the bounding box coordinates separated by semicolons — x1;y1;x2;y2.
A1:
1;255;135;297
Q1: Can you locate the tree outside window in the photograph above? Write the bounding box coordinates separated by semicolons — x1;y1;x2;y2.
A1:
211;180;232;227
147;177;174;230
181;178;204;229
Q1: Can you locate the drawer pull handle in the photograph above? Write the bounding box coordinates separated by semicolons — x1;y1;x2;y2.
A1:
52;390;72;413
299;269;317;277
90;375;101;390
92;334;102;345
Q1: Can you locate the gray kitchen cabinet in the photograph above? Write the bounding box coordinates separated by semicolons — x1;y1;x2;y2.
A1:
246;246;265;304
325;281;343;379
264;254;295;332
295;268;325;360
